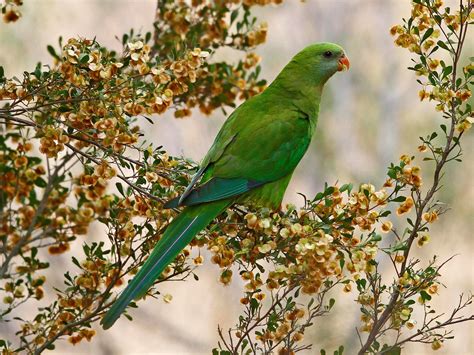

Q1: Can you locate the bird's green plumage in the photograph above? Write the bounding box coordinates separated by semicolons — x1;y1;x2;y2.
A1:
102;43;348;329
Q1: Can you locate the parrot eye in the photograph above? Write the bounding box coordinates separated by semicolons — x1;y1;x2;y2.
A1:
323;51;333;58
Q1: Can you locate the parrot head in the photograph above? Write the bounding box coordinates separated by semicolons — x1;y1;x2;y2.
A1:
281;42;350;87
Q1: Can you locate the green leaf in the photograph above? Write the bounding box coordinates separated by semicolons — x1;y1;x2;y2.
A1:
440;124;447;134
420;290;432;301
116;182;124;196
47;45;60;60
437;40;450;51
328;298;336;309
371;234;382;242
122;33;129;46
373;340;380;351
421;28;433;43
356;278;367;289
34;63;42;79
230;9;239;24
79;53;90;64
34;177;47;188
391;196;406;202
71;256;81;268
380;345;401;355
340;183;353;193
443;65;453;77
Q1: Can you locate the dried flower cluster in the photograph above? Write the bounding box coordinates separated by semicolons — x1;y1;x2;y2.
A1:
1;0;22;23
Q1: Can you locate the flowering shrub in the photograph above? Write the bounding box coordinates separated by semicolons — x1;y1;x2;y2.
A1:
0;0;472;354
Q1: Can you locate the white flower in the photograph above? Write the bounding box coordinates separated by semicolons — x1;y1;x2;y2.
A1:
258;244;272;253
67;49;78;58
88;63;101;71
261;218;271;229
128;41;144;51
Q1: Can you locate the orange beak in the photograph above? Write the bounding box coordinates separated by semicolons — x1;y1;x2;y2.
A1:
337;55;350;71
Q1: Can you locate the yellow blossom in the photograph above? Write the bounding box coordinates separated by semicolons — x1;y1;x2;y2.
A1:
431;339;443;350
428;59;440;70
381;221;393;233
163;294;173;303
418;89;430;101
417;234;431;247
423;211;438;223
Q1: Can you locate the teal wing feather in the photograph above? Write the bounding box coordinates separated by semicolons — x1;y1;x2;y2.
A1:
164;177;264;208
101;199;231;329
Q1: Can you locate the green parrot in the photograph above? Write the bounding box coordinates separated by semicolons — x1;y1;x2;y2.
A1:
101;42;350;329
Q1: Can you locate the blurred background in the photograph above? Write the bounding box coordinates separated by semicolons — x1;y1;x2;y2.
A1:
0;0;472;354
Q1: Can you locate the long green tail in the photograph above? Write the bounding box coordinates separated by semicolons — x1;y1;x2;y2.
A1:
101;199;231;329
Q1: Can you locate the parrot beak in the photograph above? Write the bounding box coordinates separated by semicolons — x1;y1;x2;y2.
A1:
337;54;350;71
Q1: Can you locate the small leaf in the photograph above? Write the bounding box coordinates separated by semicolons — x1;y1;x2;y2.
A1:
371;234;382;242
421;28;434;43
340;183;353;193
116;182;124;196
79;53;89;64
392;196;406;202
381;345;401;355
437;40;450;51
420;290;432;301
34;177;47;188
47;45;60;60
328;298;336;309
230;9;239;24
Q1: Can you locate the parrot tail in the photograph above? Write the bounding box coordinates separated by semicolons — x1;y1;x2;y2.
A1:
101;198;231;329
